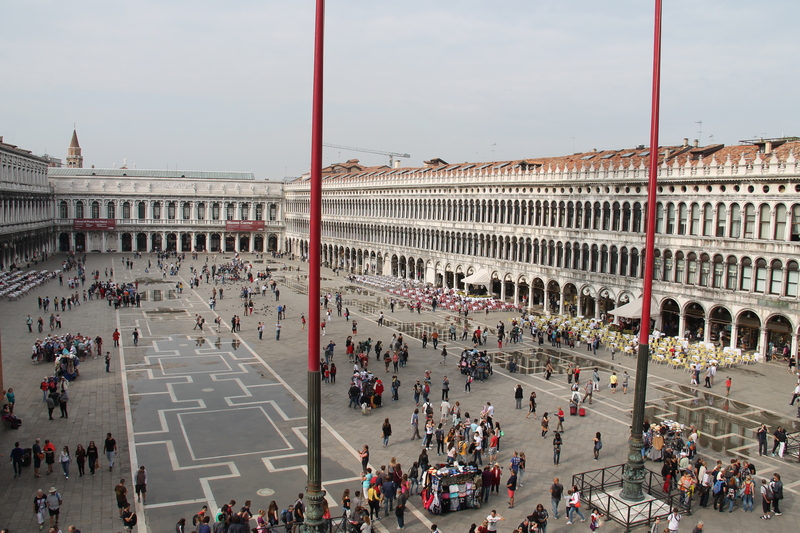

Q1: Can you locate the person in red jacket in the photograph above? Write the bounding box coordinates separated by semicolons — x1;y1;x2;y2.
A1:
112;329;121;347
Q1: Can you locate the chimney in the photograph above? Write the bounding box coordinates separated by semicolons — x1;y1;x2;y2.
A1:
765;141;773;154
592;148;598;153
393;160;400;169
693;139;699;148
683;138;689;147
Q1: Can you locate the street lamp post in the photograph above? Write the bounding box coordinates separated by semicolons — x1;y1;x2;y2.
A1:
621;0;662;503
304;1;326;531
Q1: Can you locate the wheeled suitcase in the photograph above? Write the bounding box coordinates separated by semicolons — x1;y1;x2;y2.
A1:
579;407;586;417
569;403;578;416
21;448;32;467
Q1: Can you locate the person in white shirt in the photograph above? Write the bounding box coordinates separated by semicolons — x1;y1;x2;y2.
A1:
486;510;505;532
667;508;681;532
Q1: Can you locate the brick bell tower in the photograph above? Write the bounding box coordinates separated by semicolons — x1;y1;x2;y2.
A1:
66;128;83;168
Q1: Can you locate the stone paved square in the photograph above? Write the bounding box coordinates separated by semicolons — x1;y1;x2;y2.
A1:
0;253;798;533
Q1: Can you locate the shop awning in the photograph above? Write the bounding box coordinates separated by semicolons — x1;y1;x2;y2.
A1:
462;269;492;286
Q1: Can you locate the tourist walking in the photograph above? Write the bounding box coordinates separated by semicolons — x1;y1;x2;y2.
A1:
104;433;117;471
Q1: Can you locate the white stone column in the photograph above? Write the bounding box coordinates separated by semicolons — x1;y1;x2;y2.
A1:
729;323;738;350
678;312;685;340
559;289;565;315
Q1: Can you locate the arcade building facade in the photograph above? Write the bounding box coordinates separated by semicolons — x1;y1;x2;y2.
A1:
49;167;284;254
0;136;55;268
284;137;800;357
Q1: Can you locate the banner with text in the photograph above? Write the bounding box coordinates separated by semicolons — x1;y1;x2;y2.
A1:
226;221;265;231
74;219;117;230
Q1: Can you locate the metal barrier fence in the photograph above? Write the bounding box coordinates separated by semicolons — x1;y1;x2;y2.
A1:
572;464;684;532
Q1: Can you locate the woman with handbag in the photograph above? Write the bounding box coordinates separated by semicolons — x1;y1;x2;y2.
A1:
87;440;99;476
566;487;586;525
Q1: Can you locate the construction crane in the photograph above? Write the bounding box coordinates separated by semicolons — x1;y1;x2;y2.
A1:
323;143;410;167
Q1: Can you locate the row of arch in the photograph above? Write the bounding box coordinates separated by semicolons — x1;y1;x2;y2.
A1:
313;198;800;242
314;243;800;354
58;232;279;253
59;200;278;222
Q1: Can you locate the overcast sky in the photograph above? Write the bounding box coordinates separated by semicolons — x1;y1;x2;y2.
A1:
2;1;797;179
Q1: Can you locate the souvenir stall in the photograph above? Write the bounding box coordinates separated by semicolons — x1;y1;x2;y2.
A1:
421;464;483;515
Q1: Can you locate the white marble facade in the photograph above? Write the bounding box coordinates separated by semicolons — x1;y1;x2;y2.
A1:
283;139;800;357
0;138;55;268
48;168;285;254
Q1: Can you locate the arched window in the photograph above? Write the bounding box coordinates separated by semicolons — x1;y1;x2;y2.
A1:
610;245;619;275
663;250;673;281
225;203;234;220
687;252;697;284
712;255;724;288
770;260;783;295
655;202;664;233
632;203;643;232
167;201;176;220
678;203;687;235
699;253;710;286
59;200;68;219
542;202;549;227
212;202;220;220
754;258;767;292
730;204;742;238
743;204;756;238
574;202;582;228
182;202;191;220
622;202;631;231
630;248;640;278
758;204;771;239
197;203;205;220
270;203;278;221
75;201;84;219
716;204;728;237
593;202;602;230
91;201;100;219
705;203;715;236
137;201;146;219
792;204;800;241
107;201;115;219
618;247;628;276
690;203;700;235
726;256;737;290
665;203;675;234
240;203;250;220
740;257;752;291
255;203;264;220
581;244;590;271
612;202;621;231
153;202;161;219
774;204;787;240
675;251;685;283
122;201;131;220
786;261;799;297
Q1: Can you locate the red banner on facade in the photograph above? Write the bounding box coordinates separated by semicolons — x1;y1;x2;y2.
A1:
226;220;265;231
74;219;117;230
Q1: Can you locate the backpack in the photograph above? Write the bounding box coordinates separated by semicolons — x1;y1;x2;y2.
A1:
127;513;138;526
712;479;725;494
281;509;292;523
595;440;603;451
193;514;202;526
